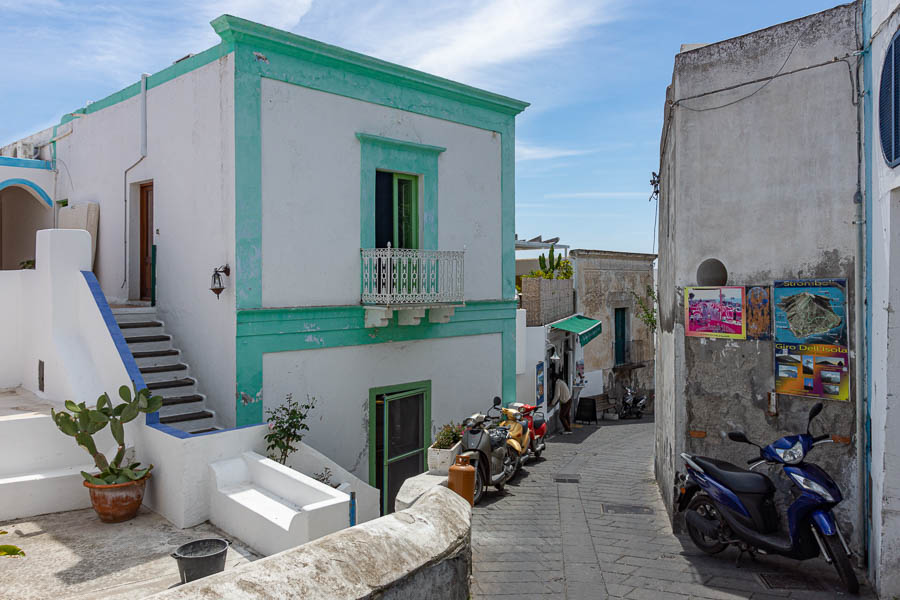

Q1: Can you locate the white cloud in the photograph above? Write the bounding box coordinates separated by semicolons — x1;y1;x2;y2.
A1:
204;0;313;31
516;141;597;162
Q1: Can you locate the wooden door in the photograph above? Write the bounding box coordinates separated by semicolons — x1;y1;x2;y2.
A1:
139;183;154;300
615;308;627;365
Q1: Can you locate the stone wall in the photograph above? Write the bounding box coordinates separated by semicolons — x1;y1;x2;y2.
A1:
656;2;862;550
571;250;657;397
521;277;573;326
149;486;471;600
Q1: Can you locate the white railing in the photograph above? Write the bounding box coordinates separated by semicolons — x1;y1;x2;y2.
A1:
361;246;464;305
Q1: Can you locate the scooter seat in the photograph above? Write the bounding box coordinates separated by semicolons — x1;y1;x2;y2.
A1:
692;456;774;494
533;414;546;429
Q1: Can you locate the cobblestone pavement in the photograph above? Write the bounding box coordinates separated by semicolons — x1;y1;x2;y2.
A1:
471;417;872;600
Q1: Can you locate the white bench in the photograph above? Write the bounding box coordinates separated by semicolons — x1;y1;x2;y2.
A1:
209;451;350;556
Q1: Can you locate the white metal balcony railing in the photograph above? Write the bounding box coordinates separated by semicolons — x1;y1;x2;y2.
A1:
361;246;464;305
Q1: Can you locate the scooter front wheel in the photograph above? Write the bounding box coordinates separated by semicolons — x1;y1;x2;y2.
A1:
685;494;727;555
822;532;858;594
473;465;485;505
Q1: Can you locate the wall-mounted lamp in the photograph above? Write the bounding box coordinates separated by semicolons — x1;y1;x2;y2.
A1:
210;264;230;298
547;344;561;361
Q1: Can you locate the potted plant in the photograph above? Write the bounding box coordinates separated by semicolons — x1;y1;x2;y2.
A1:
50;385;163;523
428;423;464;475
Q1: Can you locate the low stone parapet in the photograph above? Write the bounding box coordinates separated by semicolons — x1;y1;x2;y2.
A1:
149;485;472;600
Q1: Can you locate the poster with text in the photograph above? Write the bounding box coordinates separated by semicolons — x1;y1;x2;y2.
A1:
745;285;772;340
685;286;746;339
536;362;545;405
773;279;849;401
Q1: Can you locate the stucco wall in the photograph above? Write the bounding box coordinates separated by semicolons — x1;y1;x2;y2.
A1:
262;334;502;482
1;186;53;269
52;54;238;425
865;0;900;593
259;78;503;307
572;250;656;395
656;3;862;548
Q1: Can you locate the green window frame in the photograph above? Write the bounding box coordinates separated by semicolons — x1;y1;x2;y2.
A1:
368;380;432;514
392;173;418;249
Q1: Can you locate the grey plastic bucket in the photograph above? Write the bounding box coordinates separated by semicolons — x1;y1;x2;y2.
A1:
171;538;230;584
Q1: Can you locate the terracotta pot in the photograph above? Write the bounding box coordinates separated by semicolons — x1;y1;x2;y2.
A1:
83;474;150;523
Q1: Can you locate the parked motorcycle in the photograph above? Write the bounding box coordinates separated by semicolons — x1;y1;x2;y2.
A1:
675;402;858;594
460;397;518;504
511;402;547;459
497;404;532;473
618;386;647;419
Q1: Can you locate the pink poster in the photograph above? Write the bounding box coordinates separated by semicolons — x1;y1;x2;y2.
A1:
685;286;746;339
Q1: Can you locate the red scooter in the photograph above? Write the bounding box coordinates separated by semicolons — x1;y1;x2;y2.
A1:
511;402;547;459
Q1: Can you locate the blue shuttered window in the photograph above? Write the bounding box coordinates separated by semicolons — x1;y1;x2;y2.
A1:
880;31;900;167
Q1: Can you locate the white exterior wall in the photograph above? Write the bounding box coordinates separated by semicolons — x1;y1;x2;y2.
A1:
52;55;238;425
867;1;900;594
259;79;503;307
516;324;547;406
262;334;502;481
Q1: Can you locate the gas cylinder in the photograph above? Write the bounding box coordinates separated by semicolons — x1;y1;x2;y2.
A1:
447;454;475;506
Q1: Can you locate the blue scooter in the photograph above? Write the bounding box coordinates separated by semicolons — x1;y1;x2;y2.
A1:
675;402;858;594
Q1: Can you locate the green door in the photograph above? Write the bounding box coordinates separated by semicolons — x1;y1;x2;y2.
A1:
370;382;431;515
615;308;627;365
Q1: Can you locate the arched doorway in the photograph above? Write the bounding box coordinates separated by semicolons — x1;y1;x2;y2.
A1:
0;179;54;270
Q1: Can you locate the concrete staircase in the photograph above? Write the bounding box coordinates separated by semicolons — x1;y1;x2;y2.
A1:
112;307;220;434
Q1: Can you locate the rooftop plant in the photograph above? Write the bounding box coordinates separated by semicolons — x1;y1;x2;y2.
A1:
523;245;572;280
50;385;162;485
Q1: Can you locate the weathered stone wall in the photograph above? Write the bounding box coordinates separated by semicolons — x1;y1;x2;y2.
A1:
571;250;657;397
656;3;863;550
521;277;574;326
149;486;471;600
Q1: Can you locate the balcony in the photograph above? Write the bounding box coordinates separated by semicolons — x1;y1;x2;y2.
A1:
360;247;464;327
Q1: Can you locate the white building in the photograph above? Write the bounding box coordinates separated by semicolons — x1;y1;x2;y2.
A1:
0;15;526;517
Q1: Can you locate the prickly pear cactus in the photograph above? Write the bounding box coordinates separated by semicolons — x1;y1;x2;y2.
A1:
51;385;163;485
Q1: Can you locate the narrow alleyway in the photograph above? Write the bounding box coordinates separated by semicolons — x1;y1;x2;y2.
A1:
471;418;872;599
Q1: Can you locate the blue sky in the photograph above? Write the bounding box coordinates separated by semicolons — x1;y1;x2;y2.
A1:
0;0;841;255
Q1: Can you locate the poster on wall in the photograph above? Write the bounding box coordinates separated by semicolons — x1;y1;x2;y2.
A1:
685;286;746;339
773;279;849;401
536;362;544;405
745;285;772;340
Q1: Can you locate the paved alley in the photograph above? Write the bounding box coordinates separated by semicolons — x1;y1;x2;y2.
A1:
471;418;872;600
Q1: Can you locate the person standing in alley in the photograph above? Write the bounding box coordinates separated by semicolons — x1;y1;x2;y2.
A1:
555;367;572;434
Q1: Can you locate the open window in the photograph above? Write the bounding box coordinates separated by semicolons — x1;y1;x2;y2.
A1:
375;171;418;249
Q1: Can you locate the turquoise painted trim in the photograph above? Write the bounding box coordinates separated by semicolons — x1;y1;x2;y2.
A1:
226;15;524;424
862;0;873;561
0;178;52;207
59;42;234;124
211;15;528;117
0;157;53;170
356;133;444;250
235;301;516;426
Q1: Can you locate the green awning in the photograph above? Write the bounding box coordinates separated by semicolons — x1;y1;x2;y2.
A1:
550;315;603;347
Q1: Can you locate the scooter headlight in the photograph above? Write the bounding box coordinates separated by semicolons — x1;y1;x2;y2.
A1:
788;472;836;503
775;441;805;465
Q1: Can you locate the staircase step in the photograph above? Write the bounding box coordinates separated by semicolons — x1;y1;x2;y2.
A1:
118;321;163;329
147;377;195;391
140;363;187;374
132;349;179;359
161;394;205;407
189;427;221;434
125;334;170;344
111;307;157;323
132;349;181;368
159;410;214;425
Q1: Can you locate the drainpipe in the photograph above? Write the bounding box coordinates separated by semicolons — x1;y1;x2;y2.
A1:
859;0;873;571
121;73;150;289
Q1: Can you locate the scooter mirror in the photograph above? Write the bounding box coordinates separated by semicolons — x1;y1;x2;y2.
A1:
727;431;751;444
807;402;824;433
493;396;502;407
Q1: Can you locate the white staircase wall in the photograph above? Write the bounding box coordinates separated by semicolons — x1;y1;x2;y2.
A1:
209;451;350;556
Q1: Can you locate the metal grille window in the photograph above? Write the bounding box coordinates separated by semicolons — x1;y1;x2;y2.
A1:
880;30;900;167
